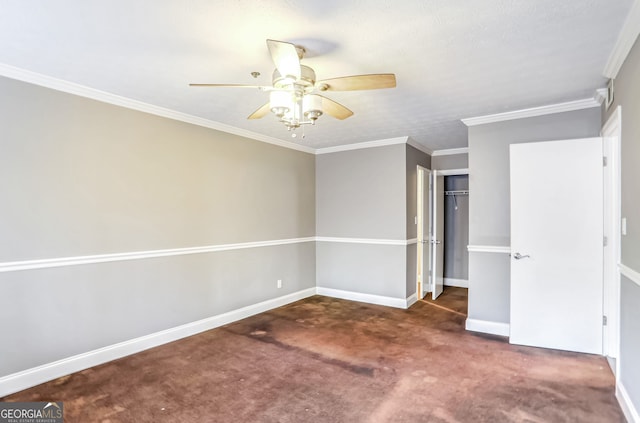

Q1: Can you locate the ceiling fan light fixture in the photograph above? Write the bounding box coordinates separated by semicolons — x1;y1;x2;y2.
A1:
269;90;292;117
303;95;323;123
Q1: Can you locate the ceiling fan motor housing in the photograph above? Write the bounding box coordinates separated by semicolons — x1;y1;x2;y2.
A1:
272;65;316;91
271;64;321;125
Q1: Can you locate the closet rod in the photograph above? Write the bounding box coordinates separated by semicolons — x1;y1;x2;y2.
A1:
444;190;469;196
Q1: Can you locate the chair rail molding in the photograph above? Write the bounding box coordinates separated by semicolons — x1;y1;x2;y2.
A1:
467;245;511;254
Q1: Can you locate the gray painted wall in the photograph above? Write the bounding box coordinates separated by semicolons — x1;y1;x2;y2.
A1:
603;35;640;413
444;175;469;280
0;77;315;261
467;107;602;324
316;242;406;298
316;144;406;239
0;243;315;376
0;76;316;376
432;153;468;170
316;144;409;300
620;275;640;407
468;252;510;323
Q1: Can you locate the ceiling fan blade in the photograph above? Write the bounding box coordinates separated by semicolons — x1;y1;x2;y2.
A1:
315;95;353;120
266;39;301;80
247;102;271;120
317;74;396;91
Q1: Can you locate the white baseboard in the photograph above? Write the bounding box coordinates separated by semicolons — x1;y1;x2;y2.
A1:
444;278;469;288
617;380;640;423
316;287;409;309
406;293;418;308
465;318;510;337
606;356;616;376
0;288;316;398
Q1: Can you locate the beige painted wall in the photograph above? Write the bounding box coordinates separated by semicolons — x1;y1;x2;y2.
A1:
0;76;316;378
0;77;315;262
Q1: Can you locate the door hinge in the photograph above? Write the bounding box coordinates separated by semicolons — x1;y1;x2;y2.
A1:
603;156;608;167
603;315;608;326
603;236;608;247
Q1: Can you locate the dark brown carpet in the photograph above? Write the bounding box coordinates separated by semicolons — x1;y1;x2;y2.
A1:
422;286;469;316
2;294;624;422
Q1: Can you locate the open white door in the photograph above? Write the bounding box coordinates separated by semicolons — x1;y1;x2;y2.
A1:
510;138;603;354
416;166;431;299
431;172;444;300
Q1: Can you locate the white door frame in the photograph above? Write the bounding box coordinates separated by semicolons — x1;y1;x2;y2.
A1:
416;165;432;299
417;167;470;298
431;171;445;299
601;105;622;366
418;167;470;299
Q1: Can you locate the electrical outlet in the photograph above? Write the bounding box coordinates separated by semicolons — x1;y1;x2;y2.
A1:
622;217;627;235
277;279;282;289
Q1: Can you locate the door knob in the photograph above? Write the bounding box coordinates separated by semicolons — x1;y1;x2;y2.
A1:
513;252;530;260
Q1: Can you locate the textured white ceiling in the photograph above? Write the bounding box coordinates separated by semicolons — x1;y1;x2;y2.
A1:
0;0;633;150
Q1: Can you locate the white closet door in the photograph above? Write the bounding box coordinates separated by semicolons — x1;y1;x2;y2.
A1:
510;138;603;354
431;173;444;300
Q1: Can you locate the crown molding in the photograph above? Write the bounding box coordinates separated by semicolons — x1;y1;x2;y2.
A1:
315;136;436;156
315;136;409;155
0;64;446;157
594;88;608;104
461;97;601;127
604;0;640;78
619;263;640;288
0;63;315;154
431;147;468;157
406;137;434;156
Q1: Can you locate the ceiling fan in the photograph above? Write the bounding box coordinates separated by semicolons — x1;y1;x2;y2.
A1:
190;39;396;137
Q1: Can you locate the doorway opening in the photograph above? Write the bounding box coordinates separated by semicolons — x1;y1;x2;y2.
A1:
443;175;469;289
417;168;469;315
